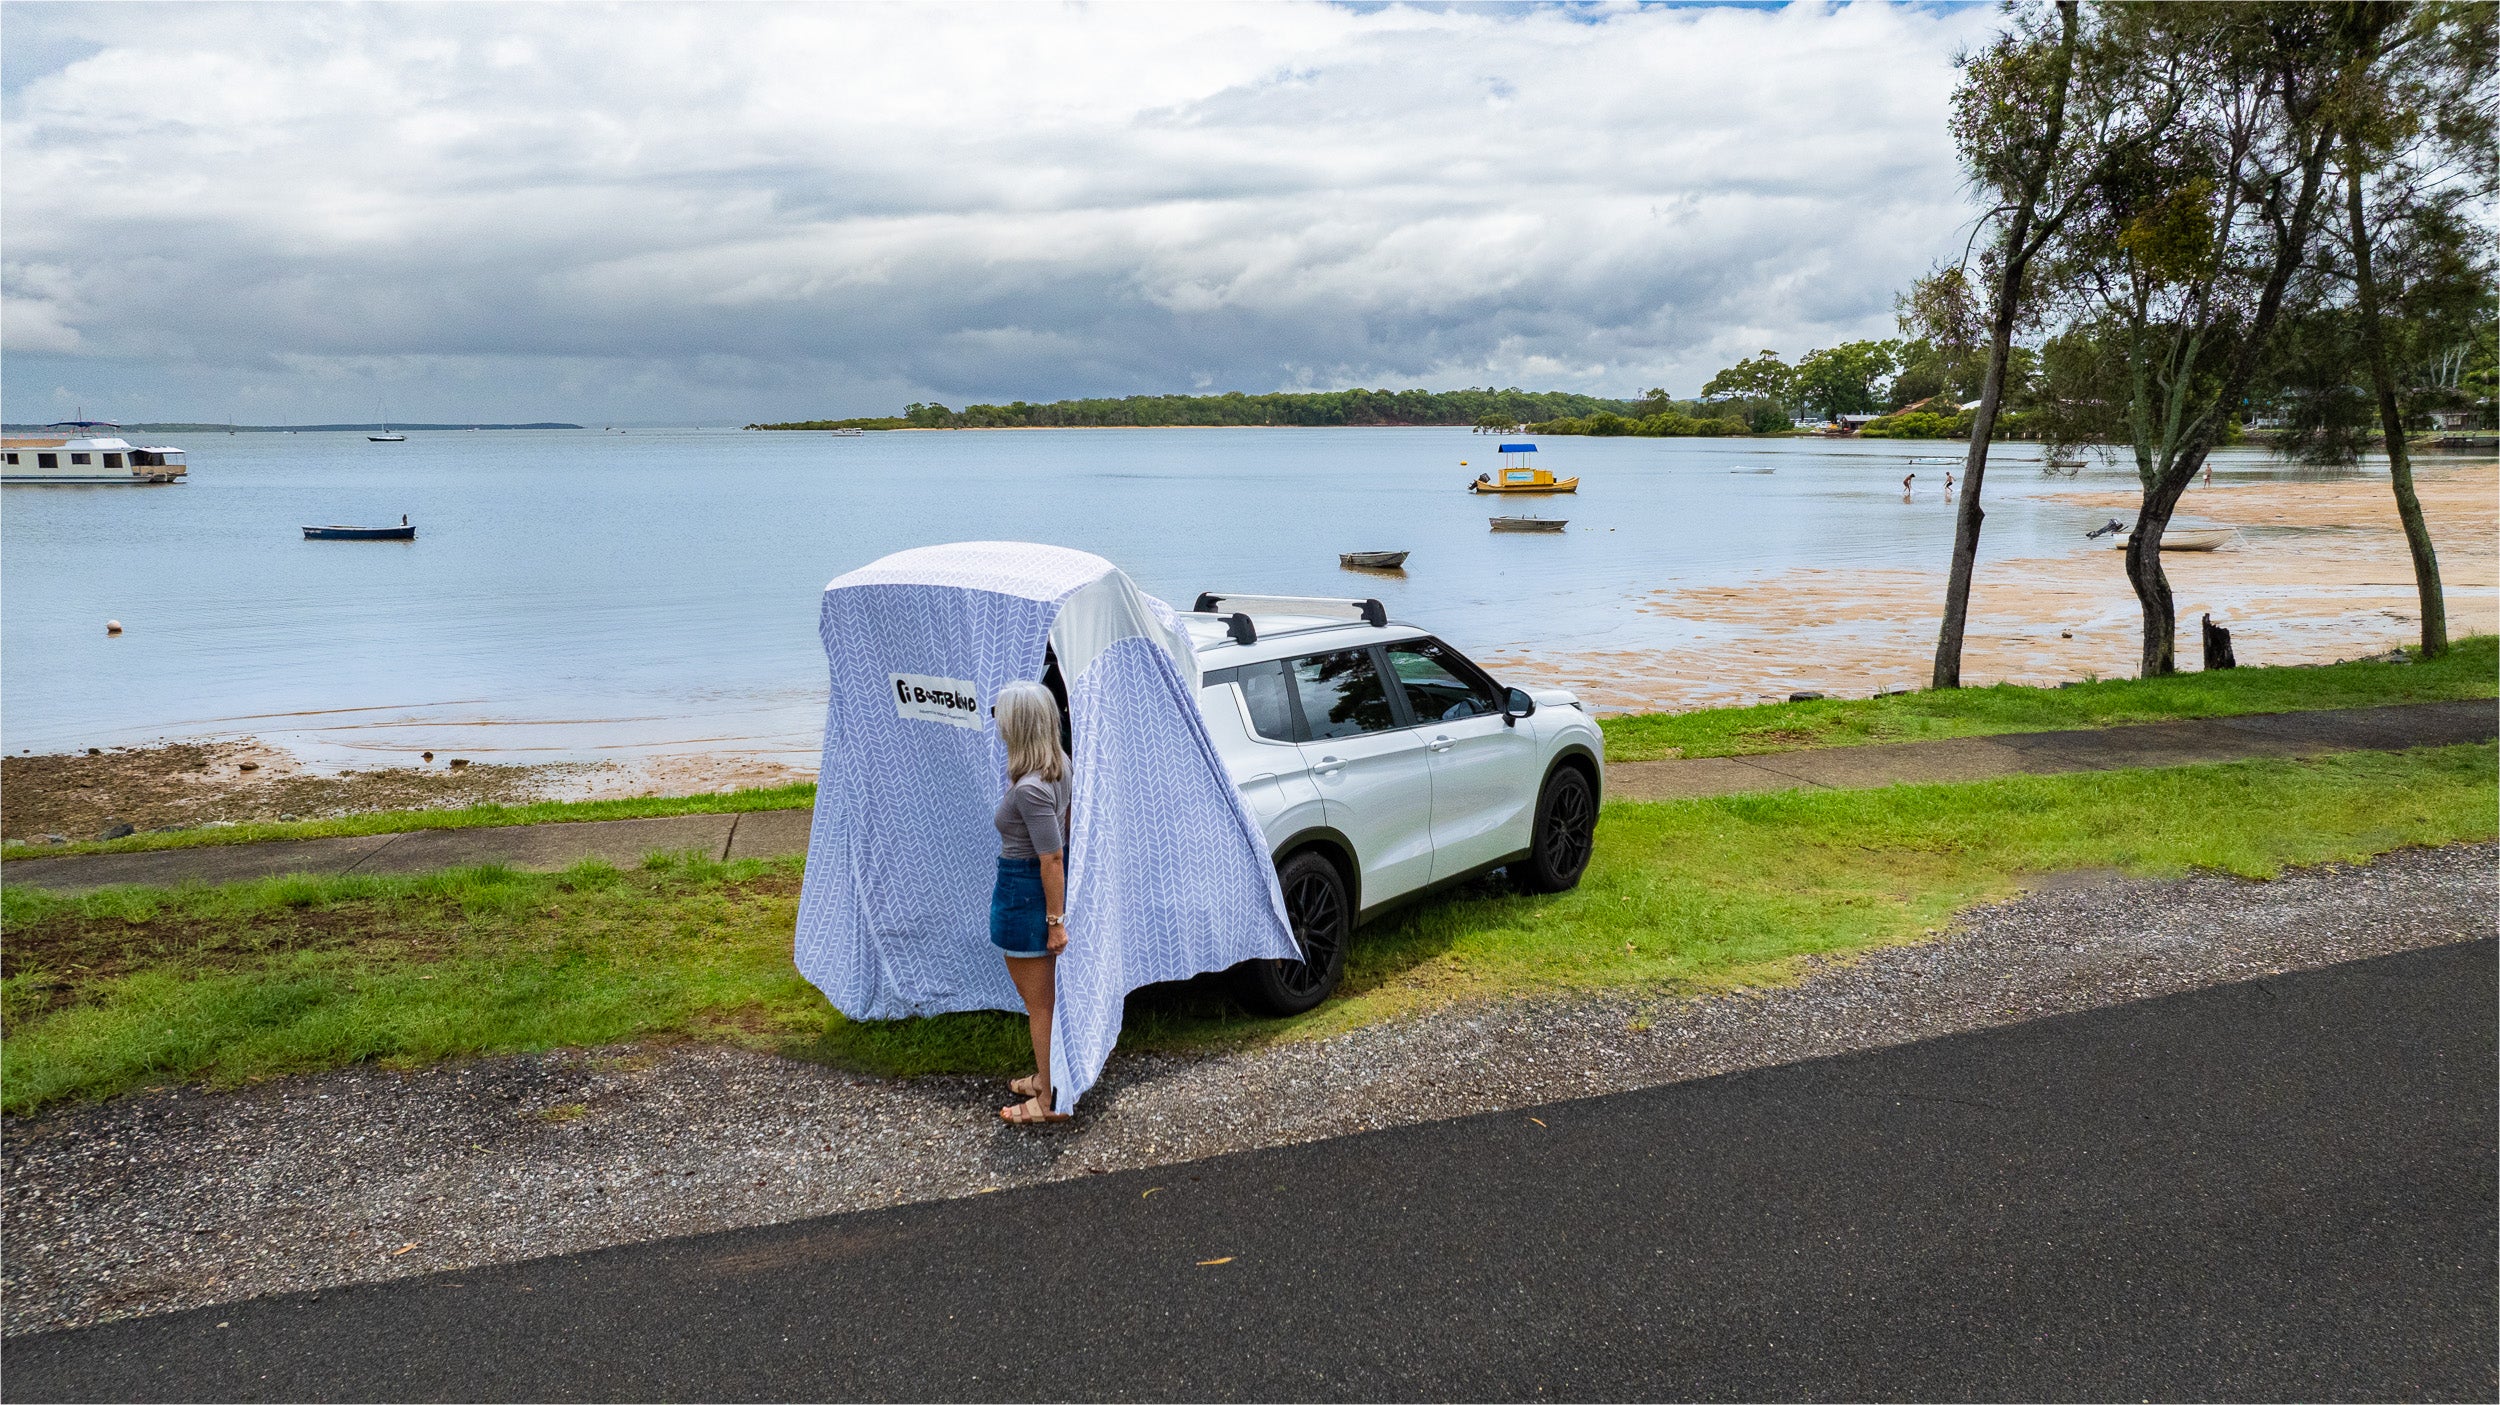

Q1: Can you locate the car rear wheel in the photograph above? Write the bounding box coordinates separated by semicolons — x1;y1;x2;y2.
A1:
1236;850;1351;1016
1514;765;1596;893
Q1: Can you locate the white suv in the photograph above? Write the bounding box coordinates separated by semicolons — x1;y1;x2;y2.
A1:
1184;593;1604;1014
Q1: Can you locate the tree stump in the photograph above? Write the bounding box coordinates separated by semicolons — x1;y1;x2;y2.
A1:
2201;613;2237;670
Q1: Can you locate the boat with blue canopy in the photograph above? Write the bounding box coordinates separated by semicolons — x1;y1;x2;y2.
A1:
1467;441;1577;494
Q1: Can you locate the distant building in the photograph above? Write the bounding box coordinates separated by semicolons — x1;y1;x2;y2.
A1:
1836;413;1885;429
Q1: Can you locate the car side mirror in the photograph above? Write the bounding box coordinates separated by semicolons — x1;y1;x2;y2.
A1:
1502;687;1535;726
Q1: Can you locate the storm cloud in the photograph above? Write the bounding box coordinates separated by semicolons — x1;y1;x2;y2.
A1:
2;2;1998;423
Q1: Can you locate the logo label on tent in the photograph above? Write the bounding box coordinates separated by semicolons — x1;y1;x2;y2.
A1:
890;673;983;729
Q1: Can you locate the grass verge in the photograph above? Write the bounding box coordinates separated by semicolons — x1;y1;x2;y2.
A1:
1599;635;2496;761
1;783;818;862
5;744;2491;1115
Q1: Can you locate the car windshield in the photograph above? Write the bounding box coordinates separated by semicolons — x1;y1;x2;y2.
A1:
1387;640;1499;721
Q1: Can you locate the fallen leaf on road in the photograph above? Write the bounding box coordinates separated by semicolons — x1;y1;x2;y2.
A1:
1196;1256;1234;1266
391;1243;417;1256
1142;1187;1161;1199
1527;1117;1547;1128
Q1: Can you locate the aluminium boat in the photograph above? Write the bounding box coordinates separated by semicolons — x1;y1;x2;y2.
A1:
304;523;416;540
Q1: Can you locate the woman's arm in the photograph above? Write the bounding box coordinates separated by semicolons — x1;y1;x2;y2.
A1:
1039;852;1067;953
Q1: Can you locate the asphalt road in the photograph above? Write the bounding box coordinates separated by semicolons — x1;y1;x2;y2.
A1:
9;940;2493;1402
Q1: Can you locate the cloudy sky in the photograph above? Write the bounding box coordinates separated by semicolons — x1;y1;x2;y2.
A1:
2;1;2000;425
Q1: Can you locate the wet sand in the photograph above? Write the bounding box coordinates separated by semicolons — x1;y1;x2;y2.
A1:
1486;460;2498;713
0;741;576;844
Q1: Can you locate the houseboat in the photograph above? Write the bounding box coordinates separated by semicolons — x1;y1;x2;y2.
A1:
1;423;187;484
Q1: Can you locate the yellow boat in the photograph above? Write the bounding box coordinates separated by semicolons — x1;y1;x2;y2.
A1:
1468;441;1578;494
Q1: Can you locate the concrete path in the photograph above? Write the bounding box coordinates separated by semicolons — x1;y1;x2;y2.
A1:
7;941;2489;1400
0;809;816;896
1605;696;2495;801
4;699;2489;894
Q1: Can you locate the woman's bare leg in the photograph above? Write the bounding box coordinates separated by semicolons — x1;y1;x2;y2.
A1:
1004;953;1055;1104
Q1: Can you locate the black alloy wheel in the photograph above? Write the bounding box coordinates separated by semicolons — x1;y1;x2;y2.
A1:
1515;765;1596;893
1236;849;1351;1016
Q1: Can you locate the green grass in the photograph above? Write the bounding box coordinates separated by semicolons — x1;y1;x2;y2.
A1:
1;782;818;862
14;637;2487;863
6;744;2491;1116
1600;635;2498;762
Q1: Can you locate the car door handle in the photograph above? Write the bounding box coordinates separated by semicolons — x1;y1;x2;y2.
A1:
1313;755;1344;775
1427;735;1454;752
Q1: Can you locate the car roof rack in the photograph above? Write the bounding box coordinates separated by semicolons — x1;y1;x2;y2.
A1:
1191;594;1389;641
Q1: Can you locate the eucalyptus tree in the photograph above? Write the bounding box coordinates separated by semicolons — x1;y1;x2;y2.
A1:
2274;1;2495;659
2037;3;2352;677
1928;0;2191;689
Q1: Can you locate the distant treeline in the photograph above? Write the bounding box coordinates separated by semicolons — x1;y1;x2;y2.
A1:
0;422;585;433
748;387;1639;432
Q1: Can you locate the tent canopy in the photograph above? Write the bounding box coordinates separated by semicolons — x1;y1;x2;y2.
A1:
793;541;1298;1112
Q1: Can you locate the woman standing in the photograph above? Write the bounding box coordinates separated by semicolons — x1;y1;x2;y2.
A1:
990;680;1073;1125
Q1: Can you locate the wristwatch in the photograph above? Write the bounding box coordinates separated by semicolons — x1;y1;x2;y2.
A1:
1045;914;1065;927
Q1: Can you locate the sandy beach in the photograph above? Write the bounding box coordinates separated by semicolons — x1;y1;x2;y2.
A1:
1487;457;2497;713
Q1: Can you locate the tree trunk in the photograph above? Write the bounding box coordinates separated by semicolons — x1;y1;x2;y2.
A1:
2343;162;2449;657
2124;466;2197;675
1931;312;2012;690
1931;1;2079;691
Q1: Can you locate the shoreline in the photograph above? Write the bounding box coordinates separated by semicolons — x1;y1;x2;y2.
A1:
9;462;2485;822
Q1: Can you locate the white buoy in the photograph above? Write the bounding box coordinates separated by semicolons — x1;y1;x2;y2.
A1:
105;620;123;635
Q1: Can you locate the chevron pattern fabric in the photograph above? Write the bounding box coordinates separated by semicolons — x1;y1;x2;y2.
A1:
1054;635;1298;1110
794;543;1298;1114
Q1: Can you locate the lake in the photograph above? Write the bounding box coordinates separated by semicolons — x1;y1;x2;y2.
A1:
1;426;2348;770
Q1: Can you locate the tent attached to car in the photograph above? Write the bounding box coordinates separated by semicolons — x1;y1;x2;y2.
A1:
792;541;1301;1114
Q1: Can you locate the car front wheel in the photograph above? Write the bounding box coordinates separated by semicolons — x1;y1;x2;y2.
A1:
1236;849;1351;1016
1514;764;1596;893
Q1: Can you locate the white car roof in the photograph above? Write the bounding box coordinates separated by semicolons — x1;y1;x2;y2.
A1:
1180;612;1429;669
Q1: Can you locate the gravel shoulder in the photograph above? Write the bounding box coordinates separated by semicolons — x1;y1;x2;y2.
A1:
6;841;2493;1337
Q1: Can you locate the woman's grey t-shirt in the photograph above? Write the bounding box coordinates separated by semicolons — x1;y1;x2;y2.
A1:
995;773;1070;859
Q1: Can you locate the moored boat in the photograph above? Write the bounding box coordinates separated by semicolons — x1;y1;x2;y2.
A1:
2;423;187;484
2114;527;2232;552
1490;516;1566;533
1469;442;1578;494
1339;551;1409;569
304;523;416;540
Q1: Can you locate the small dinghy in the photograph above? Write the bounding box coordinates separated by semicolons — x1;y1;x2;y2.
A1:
304;523;416;541
2113;528;2232;552
1490;516;1566;533
1339;551;1409;570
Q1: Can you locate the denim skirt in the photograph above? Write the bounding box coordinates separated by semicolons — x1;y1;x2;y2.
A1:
989;855;1049;956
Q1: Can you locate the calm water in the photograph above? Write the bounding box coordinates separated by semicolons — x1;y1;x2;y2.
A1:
2;427;2328;766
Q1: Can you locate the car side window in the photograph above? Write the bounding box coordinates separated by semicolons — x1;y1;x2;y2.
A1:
1231;660;1299;743
1290;649;1397;739
1384;639;1503;723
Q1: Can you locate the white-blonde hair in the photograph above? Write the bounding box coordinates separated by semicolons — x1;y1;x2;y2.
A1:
994;679;1068;784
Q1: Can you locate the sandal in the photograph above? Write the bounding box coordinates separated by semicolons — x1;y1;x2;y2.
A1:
1009;1074;1046;1099
999;1094;1069;1125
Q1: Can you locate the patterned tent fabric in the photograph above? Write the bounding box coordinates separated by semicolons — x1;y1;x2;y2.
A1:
794;542;1299;1113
